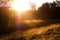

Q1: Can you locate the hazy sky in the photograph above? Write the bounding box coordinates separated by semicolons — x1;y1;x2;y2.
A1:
0;0;56;7
29;0;56;7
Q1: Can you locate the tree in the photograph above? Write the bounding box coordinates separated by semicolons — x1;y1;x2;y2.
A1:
29;2;36;10
0;7;16;35
56;0;60;6
37;2;60;24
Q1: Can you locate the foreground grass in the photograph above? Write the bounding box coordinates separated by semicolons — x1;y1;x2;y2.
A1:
0;24;60;40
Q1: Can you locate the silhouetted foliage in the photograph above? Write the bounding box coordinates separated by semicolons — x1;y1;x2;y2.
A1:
37;2;60;23
0;7;16;35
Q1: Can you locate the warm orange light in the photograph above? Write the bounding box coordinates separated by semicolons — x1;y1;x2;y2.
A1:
10;0;30;12
23;19;43;24
24;20;31;24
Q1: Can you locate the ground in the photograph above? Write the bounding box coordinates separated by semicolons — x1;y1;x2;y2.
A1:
0;24;60;40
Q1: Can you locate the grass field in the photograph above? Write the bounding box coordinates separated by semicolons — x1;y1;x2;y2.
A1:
0;24;60;40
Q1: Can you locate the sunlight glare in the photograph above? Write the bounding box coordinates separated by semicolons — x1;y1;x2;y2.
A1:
10;0;54;12
10;0;30;12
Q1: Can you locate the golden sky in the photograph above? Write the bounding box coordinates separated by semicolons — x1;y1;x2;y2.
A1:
9;0;56;11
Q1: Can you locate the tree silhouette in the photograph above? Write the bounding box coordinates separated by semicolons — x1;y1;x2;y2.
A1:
38;2;60;19
37;3;52;19
29;2;36;10
0;7;16;35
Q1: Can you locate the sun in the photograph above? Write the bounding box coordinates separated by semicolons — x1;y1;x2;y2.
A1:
10;0;31;12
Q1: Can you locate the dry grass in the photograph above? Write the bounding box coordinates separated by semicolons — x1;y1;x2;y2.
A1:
0;24;60;40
